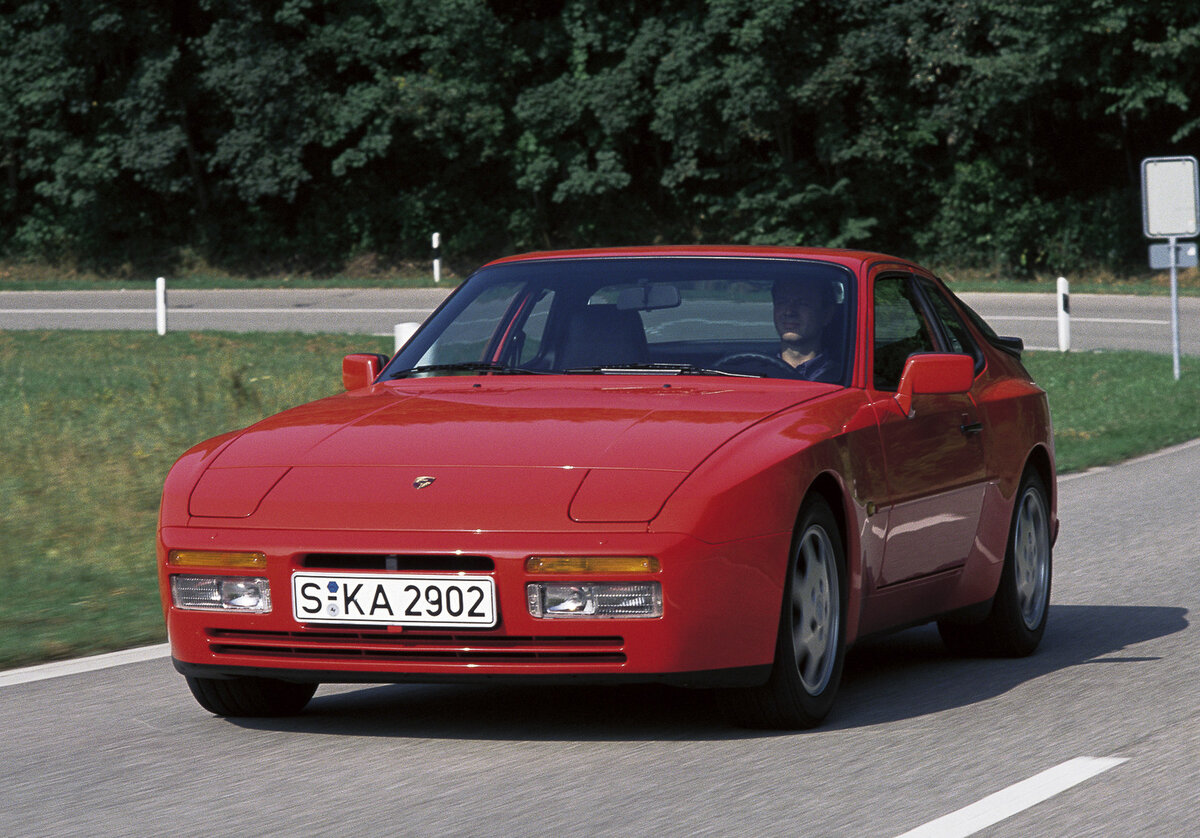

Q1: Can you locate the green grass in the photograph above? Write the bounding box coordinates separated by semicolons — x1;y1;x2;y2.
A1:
1024;350;1200;473
2;259;1197;294
0;272;452;291
936;266;1200;296
0;256;456;289
0;334;1196;670
0;330;389;669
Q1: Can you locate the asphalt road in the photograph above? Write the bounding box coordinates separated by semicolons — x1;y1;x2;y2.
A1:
1;287;1198;356
956;291;1200;356
2;439;1197;837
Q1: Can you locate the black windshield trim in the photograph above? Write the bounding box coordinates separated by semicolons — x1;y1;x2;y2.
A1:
388;362;550;379
563;363;760;377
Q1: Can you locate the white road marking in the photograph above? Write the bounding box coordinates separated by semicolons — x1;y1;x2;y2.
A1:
894;756;1128;838
2;310;1163;327
1123;436;1200;463
986;315;1168;325
0;308;432;314
0;643;170;688
1058;437;1200;483
1058;466;1110;483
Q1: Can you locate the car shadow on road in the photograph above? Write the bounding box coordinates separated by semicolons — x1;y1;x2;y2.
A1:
226;603;1186;741
236;680;736;742
829;603;1187;729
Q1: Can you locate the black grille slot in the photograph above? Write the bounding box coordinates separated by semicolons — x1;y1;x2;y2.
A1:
206;629;626;664
301;553;495;572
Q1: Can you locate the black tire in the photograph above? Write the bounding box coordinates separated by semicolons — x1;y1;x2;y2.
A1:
938;470;1052;657
718;495;848;729
186;675;317;717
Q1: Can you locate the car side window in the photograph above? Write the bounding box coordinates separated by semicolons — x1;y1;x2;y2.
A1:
916;277;983;369
873;275;937;391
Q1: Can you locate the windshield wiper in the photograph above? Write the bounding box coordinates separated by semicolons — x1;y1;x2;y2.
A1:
563;362;757;377
392;361;759;379
388;362;548;379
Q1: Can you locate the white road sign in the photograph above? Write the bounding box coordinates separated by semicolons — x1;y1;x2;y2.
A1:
1142;156;1199;238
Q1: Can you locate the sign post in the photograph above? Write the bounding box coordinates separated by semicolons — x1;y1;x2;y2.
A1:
1142;156;1198;380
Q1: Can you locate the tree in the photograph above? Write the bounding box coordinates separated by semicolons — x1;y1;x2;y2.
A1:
1;0;1196;274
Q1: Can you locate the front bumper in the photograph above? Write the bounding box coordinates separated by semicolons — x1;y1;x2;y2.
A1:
159;526;789;687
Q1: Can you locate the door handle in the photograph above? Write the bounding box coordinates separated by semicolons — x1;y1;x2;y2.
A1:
960;421;983;436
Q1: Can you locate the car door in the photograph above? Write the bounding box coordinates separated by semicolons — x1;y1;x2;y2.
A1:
869;271;988;586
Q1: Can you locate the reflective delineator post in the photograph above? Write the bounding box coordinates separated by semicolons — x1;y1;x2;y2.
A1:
156;276;168;335
394;321;420;354
1056;276;1070;352
432;232;441;284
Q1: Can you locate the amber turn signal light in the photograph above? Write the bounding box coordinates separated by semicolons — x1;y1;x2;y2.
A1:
167;550;267;569
525;556;660;574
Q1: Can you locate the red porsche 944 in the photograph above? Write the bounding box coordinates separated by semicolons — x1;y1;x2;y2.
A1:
159;247;1055;728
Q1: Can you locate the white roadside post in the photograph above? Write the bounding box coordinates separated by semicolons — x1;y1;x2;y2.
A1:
1141;155;1199;381
432;232;441;284
1056;276;1070;352
155;276;167;335
394;321;420;355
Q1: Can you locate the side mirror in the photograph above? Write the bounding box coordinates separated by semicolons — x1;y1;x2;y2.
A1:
895;353;975;416
342;353;387;391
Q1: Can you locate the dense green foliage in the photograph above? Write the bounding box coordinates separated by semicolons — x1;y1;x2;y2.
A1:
2;1;1197;274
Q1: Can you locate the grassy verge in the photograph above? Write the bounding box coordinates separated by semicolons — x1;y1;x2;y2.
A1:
0;272;451;291
936;265;1200;295
1023;351;1200;472
0;330;390;669
0;257;457;290
1;334;1196;669
2;259;1198;294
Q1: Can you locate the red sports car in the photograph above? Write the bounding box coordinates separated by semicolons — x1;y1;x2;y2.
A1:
158;246;1055;728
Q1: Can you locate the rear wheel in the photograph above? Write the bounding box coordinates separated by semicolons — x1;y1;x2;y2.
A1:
939;470;1052;657
186;675;317;717
718;495;847;729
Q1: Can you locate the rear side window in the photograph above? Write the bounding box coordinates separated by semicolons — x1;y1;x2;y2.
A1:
872;275;937;391
917;277;983;370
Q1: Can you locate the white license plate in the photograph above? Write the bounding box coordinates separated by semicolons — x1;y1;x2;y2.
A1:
292;573;497;628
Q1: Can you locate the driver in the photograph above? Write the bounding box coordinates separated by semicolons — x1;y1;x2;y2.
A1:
772;278;837;381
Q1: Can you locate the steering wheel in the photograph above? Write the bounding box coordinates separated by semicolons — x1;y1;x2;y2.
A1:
713;352;797;376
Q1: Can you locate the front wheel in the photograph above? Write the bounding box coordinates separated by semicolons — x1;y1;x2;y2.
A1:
939;470;1052;657
186;675;317;717
718;495;847;729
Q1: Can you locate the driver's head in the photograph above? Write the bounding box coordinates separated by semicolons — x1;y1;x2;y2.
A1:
772;278;835;350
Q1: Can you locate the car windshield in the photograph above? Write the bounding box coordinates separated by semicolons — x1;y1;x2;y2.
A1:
382;256;856;384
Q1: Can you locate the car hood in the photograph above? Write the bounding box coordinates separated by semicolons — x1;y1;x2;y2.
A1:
186;378;835;530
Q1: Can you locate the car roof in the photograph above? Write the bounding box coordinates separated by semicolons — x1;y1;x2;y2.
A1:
482;245;914;273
